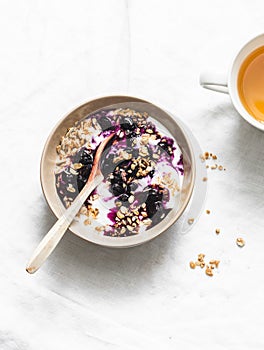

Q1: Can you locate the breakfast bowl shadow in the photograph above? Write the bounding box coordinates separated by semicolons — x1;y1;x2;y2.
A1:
40;96;195;248
41;200;184;290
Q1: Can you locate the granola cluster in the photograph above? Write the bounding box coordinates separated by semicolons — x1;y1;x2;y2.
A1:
189;151;246;278
200;151;226;171
190;253;220;277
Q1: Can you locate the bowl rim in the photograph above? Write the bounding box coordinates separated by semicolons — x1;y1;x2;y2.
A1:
40;95;196;248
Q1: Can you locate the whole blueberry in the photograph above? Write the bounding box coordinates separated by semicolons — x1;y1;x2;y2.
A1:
98;116;114;131
158;141;169;153
81;154;93;165
146;200;163;218
148;188;163;202
77;148;94;165
111;183;126;196
128;182;138;192
119;193;129;202
80;164;92;177
122;117;136;131
61;170;74;184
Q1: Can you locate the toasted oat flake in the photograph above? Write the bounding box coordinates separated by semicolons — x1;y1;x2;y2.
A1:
128;195;135;204
140;134;150;145
89;207;99;219
120;227;126;234
206;209;210;214
90;193;99;201
161;172;180;196
198;253;205;261
56;145;61;154
70;168;78;175
73;163;83;170
67;184;76;193
236;238;245;247
117;211;124;219
139;146;149;157
209;260;220;268
205;267;213;277
202;177;208;182
79;206;88;215
190;261;196;269
196;261;205;268
120;206;128;214
95;226;105;232
120;150;132;160
84;218;91;225
188;218;194;225
142;218;152;226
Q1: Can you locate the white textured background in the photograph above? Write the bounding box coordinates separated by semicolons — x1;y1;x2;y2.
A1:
1;1;264;349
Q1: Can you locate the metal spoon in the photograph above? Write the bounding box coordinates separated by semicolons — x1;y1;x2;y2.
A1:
26;134;114;274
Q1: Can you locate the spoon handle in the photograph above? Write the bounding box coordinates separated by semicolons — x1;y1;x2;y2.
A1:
26;174;103;274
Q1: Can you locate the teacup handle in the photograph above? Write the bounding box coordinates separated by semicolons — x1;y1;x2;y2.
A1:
200;72;228;94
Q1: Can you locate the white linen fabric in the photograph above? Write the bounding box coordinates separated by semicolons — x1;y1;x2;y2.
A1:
1;1;264;349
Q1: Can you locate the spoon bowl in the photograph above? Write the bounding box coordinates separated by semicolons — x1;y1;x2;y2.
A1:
26;134;114;274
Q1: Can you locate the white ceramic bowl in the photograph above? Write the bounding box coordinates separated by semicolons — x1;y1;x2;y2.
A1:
40;96;195;247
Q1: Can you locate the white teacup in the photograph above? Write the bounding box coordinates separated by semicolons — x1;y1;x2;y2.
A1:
200;34;264;131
